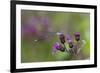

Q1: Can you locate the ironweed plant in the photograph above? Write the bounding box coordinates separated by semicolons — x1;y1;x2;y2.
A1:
52;32;86;59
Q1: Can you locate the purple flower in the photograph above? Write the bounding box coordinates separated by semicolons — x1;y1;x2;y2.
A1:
57;32;65;44
74;32;80;41
52;42;60;55
66;35;74;48
66;35;72;43
52;42;65;54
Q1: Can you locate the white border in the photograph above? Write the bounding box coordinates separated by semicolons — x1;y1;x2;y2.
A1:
16;4;94;69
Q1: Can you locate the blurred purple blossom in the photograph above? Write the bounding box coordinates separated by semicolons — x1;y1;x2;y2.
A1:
21;15;50;40
22;24;37;37
40;16;49;31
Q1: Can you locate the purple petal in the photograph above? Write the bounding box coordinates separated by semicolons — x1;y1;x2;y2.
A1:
56;32;65;44
74;32;80;36
66;35;72;43
74;32;80;41
52;42;59;55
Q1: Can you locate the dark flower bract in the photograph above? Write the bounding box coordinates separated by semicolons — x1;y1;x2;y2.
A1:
74;32;80;41
57;32;65;44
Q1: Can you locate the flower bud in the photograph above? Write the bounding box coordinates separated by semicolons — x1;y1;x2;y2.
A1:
74;32;80;41
66;35;71;43
66;35;74;48
57;32;65;44
59;45;65;52
69;42;74;48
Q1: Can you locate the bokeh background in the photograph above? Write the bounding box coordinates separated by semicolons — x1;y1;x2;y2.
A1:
21;10;90;63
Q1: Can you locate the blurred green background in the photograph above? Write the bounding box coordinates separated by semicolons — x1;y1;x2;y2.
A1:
21;10;90;63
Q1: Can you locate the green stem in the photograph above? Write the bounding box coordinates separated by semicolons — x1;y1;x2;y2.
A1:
63;43;68;53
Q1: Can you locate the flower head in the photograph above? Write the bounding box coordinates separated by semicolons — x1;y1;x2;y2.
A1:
66;35;74;48
66;35;72;43
52;42;65;55
57;32;65;44
53;42;60;50
74;32;80;41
